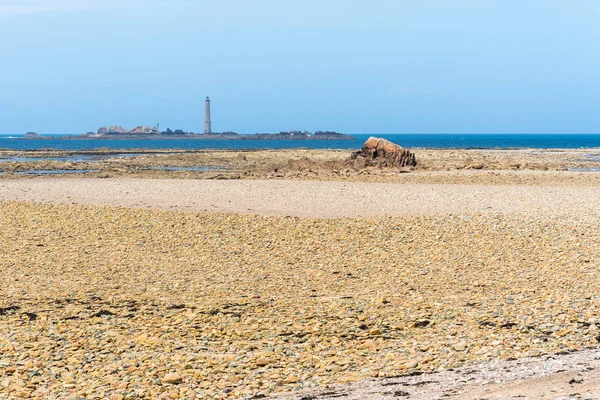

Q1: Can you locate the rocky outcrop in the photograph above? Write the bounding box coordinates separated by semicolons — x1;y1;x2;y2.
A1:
350;137;417;168
97;126;127;134
130;126;156;134
24;132;42;139
97;125;156;135
108;125;128;134
353;155;366;169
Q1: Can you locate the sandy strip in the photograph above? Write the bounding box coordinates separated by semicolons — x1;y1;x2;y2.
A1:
275;348;600;399
0;178;599;217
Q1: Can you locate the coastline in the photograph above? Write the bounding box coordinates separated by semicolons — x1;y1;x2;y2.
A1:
21;133;356;141
7;133;600;151
2;147;600;184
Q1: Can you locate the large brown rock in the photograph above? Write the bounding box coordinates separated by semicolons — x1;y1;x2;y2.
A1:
351;137;417;168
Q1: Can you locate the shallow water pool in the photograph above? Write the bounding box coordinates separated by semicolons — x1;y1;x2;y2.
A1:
14;169;100;175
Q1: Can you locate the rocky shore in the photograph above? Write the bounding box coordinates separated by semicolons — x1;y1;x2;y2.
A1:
2;148;600;399
1;148;600;185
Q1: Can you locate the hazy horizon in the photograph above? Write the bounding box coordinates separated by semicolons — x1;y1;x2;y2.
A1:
2;0;599;135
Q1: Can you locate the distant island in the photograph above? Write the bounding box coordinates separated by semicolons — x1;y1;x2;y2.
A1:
24;131;43;139
31;125;355;140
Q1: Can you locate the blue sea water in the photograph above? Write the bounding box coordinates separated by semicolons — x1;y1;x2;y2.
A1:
2;134;600;151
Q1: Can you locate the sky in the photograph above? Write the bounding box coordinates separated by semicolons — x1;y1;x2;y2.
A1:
1;0;600;134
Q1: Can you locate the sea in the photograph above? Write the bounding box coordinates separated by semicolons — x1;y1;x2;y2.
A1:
2;134;600;151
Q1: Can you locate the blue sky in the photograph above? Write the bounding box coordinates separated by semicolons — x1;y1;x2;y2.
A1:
1;0;599;134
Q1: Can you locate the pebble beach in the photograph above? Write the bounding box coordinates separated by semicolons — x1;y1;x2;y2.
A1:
1;149;600;399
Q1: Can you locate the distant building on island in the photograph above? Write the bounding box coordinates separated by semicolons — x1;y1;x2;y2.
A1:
204;97;211;134
80;96;354;139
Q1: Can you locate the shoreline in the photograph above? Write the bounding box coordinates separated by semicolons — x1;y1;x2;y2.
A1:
1;148;600;185
2;145;600;154
4;146;600;154
6;132;600;151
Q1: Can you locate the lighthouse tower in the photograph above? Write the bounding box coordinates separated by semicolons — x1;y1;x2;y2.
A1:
204;97;212;134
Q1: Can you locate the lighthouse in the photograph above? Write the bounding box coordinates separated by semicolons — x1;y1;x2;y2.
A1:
204;97;212;134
